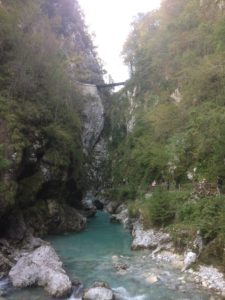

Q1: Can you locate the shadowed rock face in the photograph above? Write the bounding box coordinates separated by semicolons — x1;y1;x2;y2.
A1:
9;245;72;297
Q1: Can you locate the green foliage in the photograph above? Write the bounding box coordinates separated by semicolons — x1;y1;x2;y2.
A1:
0;0;103;212
0;145;11;172
109;185;137;202
178;196;225;242
106;0;225;195
139;190;188;228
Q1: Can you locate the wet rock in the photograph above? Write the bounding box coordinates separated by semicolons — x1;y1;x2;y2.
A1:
0;278;9;297
71;280;84;299
114;263;128;272
9;245;72;297
131;221;171;250
110;205;130;229
83;282;114;300
152;250;184;269
145;274;158;284
183;251;197;270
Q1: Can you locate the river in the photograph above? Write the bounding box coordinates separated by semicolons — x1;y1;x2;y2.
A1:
1;211;218;299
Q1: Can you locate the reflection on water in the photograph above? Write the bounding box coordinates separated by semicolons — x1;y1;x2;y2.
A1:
2;211;217;300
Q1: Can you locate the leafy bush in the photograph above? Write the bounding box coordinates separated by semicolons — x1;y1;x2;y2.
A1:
140;190;188;228
110;185;137;202
178;196;225;242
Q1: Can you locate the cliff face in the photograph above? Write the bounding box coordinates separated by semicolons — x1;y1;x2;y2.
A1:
78;83;105;153
76;82;108;194
0;0;104;242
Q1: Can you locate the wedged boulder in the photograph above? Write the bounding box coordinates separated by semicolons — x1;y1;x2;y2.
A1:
131;221;171;250
9;245;72;297
83;282;114;300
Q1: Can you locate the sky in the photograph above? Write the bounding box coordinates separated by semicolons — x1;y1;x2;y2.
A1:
79;0;161;82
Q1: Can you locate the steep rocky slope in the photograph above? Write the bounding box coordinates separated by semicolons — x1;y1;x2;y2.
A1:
0;0;106;279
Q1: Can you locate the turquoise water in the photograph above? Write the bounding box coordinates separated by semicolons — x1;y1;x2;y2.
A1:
2;212;218;299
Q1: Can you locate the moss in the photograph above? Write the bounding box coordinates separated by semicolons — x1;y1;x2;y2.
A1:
16;171;45;207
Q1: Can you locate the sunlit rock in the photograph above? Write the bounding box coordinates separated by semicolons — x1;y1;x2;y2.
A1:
9;245;72;297
183;251;197;270
131;221;171;250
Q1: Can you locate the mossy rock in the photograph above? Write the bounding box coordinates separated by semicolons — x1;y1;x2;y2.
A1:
16;171;45;207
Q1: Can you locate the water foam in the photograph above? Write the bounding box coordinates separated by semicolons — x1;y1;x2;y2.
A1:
113;286;146;300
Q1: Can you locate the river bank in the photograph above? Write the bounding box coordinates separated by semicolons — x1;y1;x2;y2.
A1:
109;201;225;298
0;210;222;300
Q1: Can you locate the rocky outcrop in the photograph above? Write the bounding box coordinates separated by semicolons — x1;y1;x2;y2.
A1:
189;266;225;295
83;282;114;300
9;245;72;297
1;202;87;240
131;221;171;250
44;200;87;234
110;204;130;229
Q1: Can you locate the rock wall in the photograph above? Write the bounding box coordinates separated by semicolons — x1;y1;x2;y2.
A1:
77;82;105;153
77;81;108;194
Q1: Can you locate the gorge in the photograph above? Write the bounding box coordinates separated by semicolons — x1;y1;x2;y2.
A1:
0;0;225;299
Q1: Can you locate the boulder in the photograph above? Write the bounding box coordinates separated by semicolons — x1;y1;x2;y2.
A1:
46;201;87;233
183;251;197;270
9;245;72;297
83;282;114;300
83;287;114;300
131;221;171;250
